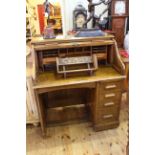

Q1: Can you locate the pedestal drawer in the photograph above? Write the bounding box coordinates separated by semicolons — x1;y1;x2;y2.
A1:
98;100;119;109
100;90;122;103
96;106;120;124
100;81;123;91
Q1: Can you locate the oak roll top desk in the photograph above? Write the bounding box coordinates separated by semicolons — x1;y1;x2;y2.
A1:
31;35;126;136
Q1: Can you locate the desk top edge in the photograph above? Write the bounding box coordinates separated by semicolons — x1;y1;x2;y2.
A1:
31;35;115;45
33;76;126;90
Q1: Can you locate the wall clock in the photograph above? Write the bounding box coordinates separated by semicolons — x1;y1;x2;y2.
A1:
73;4;87;30
75;14;86;29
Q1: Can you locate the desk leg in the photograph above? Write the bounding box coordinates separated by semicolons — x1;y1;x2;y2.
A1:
124;62;129;91
92;82;100;129
35;91;47;136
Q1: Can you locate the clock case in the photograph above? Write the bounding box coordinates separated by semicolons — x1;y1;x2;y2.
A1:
108;0;129;47
73;4;87;31
111;0;128;16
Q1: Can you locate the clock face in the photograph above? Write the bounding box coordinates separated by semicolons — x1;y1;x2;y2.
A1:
115;1;126;15
75;14;85;28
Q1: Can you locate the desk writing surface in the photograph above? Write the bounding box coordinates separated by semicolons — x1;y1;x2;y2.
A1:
33;66;125;89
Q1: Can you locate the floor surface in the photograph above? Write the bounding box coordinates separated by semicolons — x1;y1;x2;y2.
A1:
26;93;128;155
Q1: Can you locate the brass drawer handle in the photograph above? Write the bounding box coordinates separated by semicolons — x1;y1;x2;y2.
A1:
104;102;115;106
103;114;113;119
105;93;116;98
105;84;117;89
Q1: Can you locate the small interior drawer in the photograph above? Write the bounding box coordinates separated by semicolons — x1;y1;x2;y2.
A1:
100;81;123;91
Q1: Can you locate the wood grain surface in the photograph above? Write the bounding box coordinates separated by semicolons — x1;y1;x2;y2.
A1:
27;93;128;155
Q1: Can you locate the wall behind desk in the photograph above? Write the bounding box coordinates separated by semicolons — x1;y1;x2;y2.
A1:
28;0;108;35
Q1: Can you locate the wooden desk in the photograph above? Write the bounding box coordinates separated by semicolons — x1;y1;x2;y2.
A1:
31;35;126;136
121;57;129;91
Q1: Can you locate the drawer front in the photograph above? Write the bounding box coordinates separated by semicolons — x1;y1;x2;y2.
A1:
98;99;120;109
100;81;123;92
96;106;120;124
99;90;122;103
